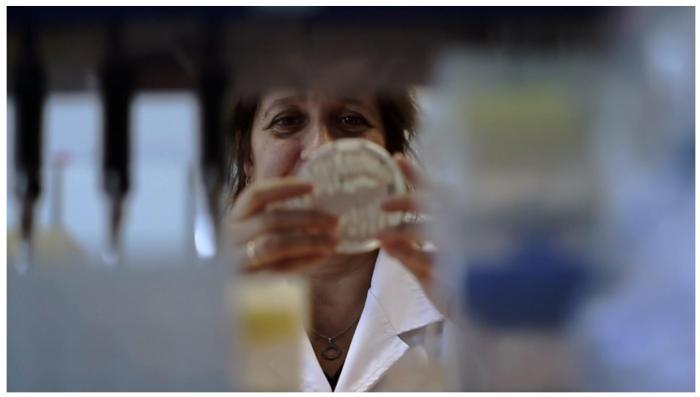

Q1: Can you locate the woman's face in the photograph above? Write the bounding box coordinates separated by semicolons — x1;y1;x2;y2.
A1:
247;90;387;181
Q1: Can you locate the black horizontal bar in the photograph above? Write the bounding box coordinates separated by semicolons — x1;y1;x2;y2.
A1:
8;6;611;29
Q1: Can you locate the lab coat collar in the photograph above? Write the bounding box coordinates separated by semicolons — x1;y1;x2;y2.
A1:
366;250;444;336
300;250;444;392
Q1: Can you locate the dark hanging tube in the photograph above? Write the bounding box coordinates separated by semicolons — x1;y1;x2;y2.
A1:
99;22;134;266
195;19;228;258
13;28;46;273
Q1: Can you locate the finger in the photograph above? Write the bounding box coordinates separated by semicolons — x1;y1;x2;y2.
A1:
376;222;424;244
268;254;333;273
393;153;426;189
242;253;331;275
381;240;435;282
228;209;338;245
248;231;338;267
231;178;313;219
380;192;428;213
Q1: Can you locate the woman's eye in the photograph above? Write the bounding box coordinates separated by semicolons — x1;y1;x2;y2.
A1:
274;115;304;127
338;114;370;131
269;114;306;134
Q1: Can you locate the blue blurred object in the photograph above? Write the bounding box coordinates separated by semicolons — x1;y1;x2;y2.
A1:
464;230;589;329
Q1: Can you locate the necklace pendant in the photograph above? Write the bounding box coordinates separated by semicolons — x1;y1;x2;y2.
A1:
321;342;342;361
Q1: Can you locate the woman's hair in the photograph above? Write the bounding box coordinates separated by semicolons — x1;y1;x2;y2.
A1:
226;91;418;201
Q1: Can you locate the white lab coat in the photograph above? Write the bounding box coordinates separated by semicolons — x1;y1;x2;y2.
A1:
265;250;448;392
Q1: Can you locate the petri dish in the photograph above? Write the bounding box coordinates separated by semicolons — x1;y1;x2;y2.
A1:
280;138;406;254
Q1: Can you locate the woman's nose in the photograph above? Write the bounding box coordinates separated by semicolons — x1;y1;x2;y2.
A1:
300;122;332;160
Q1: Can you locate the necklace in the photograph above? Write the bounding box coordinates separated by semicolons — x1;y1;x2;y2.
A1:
309;312;362;361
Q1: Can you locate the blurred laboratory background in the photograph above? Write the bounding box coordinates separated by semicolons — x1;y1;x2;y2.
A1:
6;6;694;392
7;93;199;265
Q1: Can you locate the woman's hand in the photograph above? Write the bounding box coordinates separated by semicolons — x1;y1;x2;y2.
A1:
224;177;340;273
377;154;454;318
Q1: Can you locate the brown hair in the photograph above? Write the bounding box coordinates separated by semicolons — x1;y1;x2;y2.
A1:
226;91;418;201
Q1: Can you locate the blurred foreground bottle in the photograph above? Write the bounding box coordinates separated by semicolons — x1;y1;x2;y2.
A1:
421;7;694;392
420;51;597;391
230;273;309;391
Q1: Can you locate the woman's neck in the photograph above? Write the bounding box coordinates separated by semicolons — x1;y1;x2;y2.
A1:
305;250;378;336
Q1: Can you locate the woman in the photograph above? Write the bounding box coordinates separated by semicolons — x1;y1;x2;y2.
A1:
225;88;451;392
